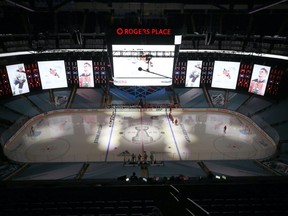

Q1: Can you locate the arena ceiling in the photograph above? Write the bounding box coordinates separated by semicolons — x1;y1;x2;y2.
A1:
1;0;288;37
0;0;287;58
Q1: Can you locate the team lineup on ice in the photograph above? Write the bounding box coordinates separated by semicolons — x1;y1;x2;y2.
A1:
4;108;276;163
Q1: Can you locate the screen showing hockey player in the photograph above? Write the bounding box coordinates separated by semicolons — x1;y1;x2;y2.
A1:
38;60;68;90
112;44;175;86
185;60;202;87
248;64;271;96
6;63;30;96
77;60;94;88
211;61;240;89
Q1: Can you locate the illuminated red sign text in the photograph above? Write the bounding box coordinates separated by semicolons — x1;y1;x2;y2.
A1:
116;28;172;36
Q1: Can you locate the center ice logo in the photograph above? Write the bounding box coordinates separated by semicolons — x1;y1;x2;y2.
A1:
121;124;164;144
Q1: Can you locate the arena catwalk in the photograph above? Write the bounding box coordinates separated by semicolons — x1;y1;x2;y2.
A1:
4;108;276;163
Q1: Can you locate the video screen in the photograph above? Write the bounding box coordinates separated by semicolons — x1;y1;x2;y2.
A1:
185;60;203;87
248;64;271;96
6;63;30;96
112;44;175;86
77;60;94;88
38;60;68;90
211;61;240;89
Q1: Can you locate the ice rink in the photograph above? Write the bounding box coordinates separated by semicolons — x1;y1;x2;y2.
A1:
4;108;277;163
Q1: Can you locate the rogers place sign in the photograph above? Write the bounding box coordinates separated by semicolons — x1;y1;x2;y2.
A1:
116;27;172;36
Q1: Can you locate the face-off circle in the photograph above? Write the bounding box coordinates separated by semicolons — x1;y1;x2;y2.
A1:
25;138;70;161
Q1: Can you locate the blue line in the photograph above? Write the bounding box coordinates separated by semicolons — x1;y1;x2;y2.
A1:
105;110;116;162
166;109;182;160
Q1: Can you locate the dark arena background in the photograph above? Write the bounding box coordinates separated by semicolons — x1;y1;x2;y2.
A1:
0;1;288;216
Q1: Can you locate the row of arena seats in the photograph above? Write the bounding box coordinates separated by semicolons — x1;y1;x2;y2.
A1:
0;199;160;216
1;177;288;216
176;178;288;216
0;182;184;216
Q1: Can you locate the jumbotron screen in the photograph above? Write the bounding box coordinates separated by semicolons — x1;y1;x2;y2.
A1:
211;61;240;90
112;44;175;86
248;64;271;96
38;60;68;90
185;60;203;87
6;63;30;96
77;60;94;88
